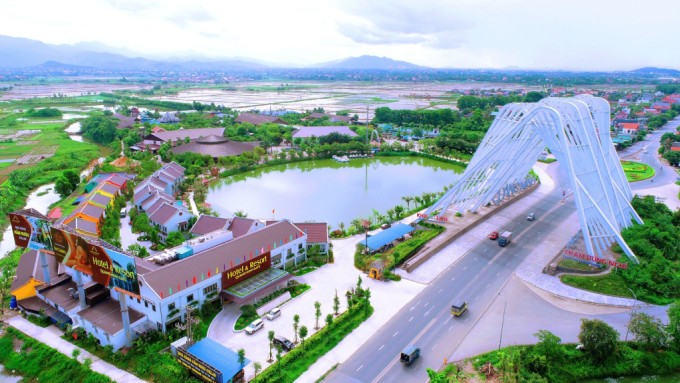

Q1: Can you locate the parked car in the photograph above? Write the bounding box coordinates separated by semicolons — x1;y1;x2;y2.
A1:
381;223;391;230
265;307;281;320
273;335;295;352
488;231;499;240
245;318;264;334
527;212;536;221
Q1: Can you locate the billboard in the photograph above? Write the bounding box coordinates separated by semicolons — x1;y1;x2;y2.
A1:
176;348;222;383
86;244;140;297
51;227;91;272
221;252;271;290
9;213;54;252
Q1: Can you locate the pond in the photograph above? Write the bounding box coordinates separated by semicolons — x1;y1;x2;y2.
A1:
207;156;463;229
580;374;680;383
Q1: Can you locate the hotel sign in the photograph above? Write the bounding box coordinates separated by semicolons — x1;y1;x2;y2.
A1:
176;348;222;383
222;253;271;289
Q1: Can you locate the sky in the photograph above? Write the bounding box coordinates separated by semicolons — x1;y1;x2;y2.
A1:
1;0;679;70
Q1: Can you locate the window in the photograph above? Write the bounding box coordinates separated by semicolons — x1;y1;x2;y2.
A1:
187;294;194;302
144;301;148;308
287;248;292;256
298;243;303;250
168;303;176;311
203;284;218;294
272;254;282;264
137;298;141;304
152;304;156;312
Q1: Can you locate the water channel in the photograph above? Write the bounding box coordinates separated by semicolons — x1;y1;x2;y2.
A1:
207;156;463;228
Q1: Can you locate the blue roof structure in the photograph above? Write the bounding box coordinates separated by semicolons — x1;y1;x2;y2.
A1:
359;223;415;252
188;338;249;383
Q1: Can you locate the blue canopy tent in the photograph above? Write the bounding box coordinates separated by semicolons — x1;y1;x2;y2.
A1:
359;223;415;252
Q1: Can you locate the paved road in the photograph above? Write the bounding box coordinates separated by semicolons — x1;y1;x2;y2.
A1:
326;191;572;383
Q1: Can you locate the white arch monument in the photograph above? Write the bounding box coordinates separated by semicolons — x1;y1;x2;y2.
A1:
424;95;642;262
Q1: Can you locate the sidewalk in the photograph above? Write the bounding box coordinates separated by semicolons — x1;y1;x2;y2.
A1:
6;316;147;383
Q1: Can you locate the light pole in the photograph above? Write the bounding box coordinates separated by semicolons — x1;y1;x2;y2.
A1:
498;297;507;350
624;287;638;342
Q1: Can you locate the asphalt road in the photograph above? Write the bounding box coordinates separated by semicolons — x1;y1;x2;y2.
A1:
326;192;572;383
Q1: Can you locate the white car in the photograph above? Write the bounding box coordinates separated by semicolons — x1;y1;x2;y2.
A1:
265;307;281;320
245;318;264;334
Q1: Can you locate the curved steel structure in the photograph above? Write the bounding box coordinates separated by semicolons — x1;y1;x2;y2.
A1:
424;95;642;262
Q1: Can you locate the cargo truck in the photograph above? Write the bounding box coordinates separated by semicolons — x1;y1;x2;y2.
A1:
498;231;512;247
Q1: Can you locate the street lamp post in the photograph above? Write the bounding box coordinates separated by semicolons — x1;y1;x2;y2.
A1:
498;299;507;350
624;288;638;342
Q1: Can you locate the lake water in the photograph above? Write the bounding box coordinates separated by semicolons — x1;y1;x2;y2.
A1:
207;156;463;228
580;374;680;383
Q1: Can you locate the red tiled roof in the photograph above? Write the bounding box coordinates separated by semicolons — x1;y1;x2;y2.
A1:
228;217;257;238
618;123;639;130
190;215;230;236
141;220;304;299
148;203;185;225
294;222;328;244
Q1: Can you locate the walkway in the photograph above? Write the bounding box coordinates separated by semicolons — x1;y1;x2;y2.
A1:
188;191;199;216
6;316;147;383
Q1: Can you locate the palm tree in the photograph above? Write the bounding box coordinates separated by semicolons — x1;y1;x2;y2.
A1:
267;330;275;362
386;208;395;222
402;195;413;210
414;196;423;208
350;219;363;234
394;205;404;219
339;222;345;234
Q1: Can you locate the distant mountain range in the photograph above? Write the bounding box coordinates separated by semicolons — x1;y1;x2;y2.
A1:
0;35;427;71
630;67;680;76
313;55;424;70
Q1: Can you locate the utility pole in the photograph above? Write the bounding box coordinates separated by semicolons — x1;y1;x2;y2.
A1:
498;299;507;350
624;288;638;342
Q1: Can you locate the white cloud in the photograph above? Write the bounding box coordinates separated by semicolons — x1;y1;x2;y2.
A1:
0;0;679;70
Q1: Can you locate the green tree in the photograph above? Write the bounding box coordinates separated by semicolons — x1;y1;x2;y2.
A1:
314;301;322;330
629;311;668;350
165;231;185;247
293;314;300;343
325;313;333;327
299;325;308;348
267;330;275;362
426;368;449;383
234;210;248;218
80;115;117;144
237;348;246;367
578;318;619;363
333;291;340;316
667;300;680;352
533;330;563;363
63;169;81;189
402;196;413;210
253;361;262;377
55;175;75;198
524;91;546;103
394;205;405;218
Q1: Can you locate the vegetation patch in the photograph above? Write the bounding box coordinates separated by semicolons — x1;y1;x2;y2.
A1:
560;272;634;298
0;326;113;383
621;160;654;182
537;158;557;164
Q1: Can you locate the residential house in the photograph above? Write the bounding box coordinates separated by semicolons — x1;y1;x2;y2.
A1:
304;112;354;124
234;113;286;126
671;142;680;152
113;113;136;130
293;222;329;254
170;135;259;161
148;202;194;240
159;112;180;124
140;128;225;153
618;122;640;135
292;126;358;139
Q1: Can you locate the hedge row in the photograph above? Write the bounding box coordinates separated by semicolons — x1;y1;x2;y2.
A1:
251;298;373;383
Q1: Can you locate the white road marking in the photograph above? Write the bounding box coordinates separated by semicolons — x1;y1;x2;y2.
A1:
393;331;399;337
444;316;452;325
432;343;438;351
424;301;429;307
463;266;468;271
379;344;384;351
451;276;456;281
448;325;453;332
496;272;501;276
438;288;443;293
409;316;414;322
357;365;363;372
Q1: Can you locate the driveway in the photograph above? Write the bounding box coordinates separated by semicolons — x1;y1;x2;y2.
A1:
207;234;426;381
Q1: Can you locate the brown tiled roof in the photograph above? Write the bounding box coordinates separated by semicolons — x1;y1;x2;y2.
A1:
133;185;156;204
166;161;185;174
88;193;111;207
161;165;183;180
228;217;257;238
145;128;225;143
294;223;329;244
151;126;166;133
171;139;258;158
103;174;127;187
70;203;105;221
190;215;230;236
141;220;304;299
149;203;187;225
292;126;357;138
78;298;145;335
65;218;99;236
10;250;60;292
144;196;174;216
94;182;121;196
235;113;286;126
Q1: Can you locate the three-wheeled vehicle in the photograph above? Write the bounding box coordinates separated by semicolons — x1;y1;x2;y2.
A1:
451;301;468;317
400;345;421;366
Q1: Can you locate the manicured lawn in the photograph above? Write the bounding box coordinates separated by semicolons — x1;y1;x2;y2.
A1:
560;272;635;298
235;313;261;331
291;266;318;276
621;160;654;182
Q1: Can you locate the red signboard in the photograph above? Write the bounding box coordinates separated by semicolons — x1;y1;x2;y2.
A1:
9;213;30;248
221;253;271;289
562;249;628;270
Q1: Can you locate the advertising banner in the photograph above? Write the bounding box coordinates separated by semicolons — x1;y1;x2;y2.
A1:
52;228;94;275
86;244;140;297
9;213;54;252
176;348;222;383
221;253;271;289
